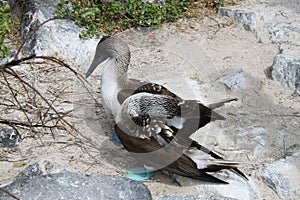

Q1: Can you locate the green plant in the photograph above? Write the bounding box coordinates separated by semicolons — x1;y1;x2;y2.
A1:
56;0;193;37
0;3;16;57
13;161;27;168
203;0;224;7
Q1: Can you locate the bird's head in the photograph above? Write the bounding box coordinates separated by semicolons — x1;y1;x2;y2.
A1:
86;35;131;78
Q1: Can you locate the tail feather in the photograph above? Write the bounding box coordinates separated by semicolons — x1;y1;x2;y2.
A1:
166;157;229;184
197;103;225;128
208;98;238;110
194;172;229;184
210;110;226;121
191;141;248;181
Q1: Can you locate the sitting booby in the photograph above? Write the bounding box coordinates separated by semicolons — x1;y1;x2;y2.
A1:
86;35;236;134
115;93;248;184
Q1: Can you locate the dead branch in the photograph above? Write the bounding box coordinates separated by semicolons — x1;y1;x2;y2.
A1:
0;187;19;200
0;118;64;129
0;15;107;175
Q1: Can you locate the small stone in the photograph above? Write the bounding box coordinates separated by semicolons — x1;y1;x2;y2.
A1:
222;68;246;90
0;128;21;148
189;23;196;29
264;66;273;79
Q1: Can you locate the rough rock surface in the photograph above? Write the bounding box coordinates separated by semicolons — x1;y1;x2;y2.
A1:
256;152;300;200
0;160;152;200
19;0;97;68
0;128;21;148
218;0;300;94
271;48;300;95
156;194;238;200
221;68;247;90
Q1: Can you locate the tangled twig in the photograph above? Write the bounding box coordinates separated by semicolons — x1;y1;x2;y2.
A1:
0;187;19;200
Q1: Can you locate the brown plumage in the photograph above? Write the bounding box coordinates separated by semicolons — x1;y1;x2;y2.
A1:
115;122;248;184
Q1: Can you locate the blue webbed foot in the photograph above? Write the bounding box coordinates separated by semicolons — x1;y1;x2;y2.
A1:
126;166;155;181
112;131;121;143
112;132;155;180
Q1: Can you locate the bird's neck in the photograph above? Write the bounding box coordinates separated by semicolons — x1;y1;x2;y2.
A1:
101;59;129;116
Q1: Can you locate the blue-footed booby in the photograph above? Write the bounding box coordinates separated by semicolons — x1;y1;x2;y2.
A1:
86;35;247;183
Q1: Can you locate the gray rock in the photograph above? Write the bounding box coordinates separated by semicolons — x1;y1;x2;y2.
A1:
271;48;300;95
0;1;8;6
221;68;247;90
0;128;21;148
218;8;259;31
256;152;300;199
0;160;152;200
206;197;238;200
19;0;97;68
0;47;22;65
156;194;200;200
218;1;300;46
156;194;238;200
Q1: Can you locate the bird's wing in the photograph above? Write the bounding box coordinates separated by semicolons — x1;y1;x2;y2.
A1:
115;123;246;184
117;90;227;140
131;83;228;130
171;100;225;136
115;122;186;169
117;79;147;104
118;82;235;136
117;81;183;105
115;93;247;183
132;82;180;101
116;93;180;141
189;140;248;181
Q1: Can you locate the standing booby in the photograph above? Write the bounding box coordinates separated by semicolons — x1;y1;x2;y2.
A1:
115;92;248;184
86;36;247;183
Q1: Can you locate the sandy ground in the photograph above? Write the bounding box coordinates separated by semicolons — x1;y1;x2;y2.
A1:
1;12;299;199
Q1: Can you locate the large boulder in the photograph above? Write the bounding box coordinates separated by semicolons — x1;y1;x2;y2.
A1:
271;48;300;95
0;160;152;200
19;0;97;68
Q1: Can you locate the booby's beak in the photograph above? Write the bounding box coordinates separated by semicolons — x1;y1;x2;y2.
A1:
86;43;110;78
